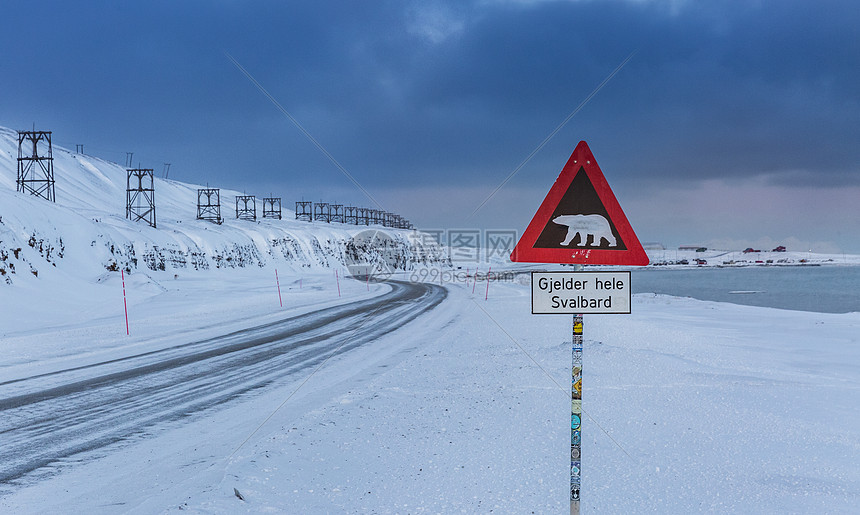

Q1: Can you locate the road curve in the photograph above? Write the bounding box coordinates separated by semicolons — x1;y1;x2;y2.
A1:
0;280;446;486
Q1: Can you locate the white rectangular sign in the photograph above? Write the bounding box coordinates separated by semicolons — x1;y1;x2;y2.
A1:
531;271;631;314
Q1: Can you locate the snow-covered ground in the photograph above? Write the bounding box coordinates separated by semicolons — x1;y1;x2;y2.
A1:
2;126;859;513
2;269;858;513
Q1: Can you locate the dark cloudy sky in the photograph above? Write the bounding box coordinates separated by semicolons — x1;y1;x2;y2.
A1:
3;0;859;252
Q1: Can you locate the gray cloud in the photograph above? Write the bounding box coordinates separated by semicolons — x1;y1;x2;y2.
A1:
1;0;858;249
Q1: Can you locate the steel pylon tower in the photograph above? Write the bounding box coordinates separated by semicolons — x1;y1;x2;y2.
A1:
17;130;56;202
126;168;156;228
197;188;223;224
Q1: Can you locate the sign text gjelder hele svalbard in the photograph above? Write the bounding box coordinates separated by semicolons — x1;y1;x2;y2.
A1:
531;271;631;314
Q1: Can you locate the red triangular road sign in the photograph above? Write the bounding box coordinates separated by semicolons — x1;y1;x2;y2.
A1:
510;141;649;265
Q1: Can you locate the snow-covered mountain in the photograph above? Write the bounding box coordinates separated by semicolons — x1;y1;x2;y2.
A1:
0;126;444;286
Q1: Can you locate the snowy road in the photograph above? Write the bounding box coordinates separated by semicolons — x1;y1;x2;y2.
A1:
0;279;446;487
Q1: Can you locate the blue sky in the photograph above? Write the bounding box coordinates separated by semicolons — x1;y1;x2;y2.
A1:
3;0;859;252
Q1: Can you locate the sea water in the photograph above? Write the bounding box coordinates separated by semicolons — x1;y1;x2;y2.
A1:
631;265;860;314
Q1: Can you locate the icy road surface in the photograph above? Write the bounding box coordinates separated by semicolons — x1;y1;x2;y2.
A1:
0;280;445;486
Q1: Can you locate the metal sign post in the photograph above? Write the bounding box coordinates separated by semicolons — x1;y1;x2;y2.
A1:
570;263;583;514
571;311;583;513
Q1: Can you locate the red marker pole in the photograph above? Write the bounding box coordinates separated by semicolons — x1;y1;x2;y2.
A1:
275;269;283;307
121;269;129;336
336;269;341;297
485;267;491;301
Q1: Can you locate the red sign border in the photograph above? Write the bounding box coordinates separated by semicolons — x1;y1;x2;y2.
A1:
510;141;649;265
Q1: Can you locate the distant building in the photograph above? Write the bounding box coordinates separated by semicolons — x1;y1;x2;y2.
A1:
679;245;707;252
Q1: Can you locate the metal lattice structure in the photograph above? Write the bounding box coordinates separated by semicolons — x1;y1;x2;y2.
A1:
197;188;222;224
344;206;358;225
126;168;156;228
236;195;256;221
357;207;370;225
294;199;411;229
330;204;344;223
314;202;330;223
17;130;55;202
295;201;312;221
382;212;394;228
263;197;281;219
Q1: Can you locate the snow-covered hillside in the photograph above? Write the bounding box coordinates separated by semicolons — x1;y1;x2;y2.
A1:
0;126;443;287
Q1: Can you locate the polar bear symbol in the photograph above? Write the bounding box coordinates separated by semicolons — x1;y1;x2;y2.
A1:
553;214;617;247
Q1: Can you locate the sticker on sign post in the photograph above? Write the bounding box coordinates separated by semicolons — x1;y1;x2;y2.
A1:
532;271;631;314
